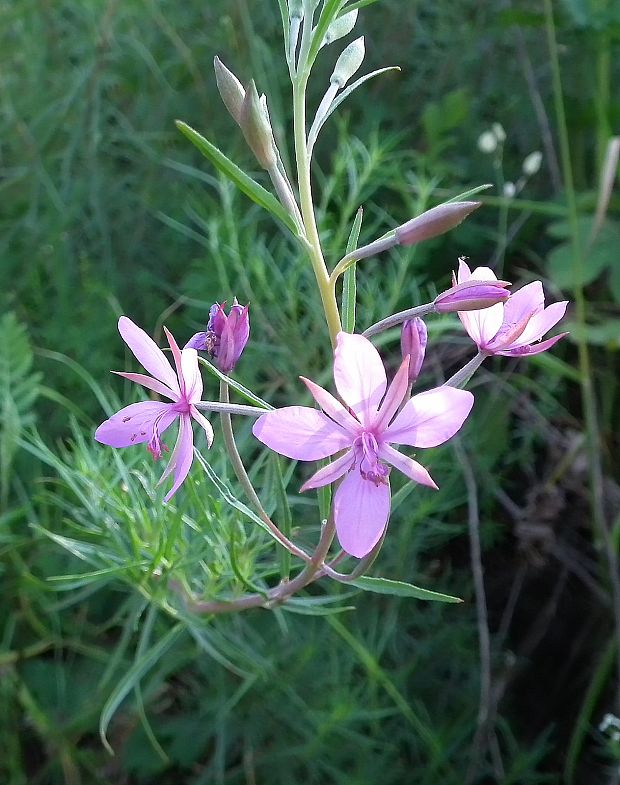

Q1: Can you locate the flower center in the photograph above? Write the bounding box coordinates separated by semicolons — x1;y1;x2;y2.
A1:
146;412;171;460
172;399;192;415
354;431;389;487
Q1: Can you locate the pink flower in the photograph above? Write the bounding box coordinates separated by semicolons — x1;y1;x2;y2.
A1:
95;317;214;501
185;299;250;374
457;259;568;356
252;333;474;558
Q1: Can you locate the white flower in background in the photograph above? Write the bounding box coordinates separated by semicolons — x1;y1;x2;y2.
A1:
503;181;516;198
478;130;498;154
492;122;506;142
522;151;543;176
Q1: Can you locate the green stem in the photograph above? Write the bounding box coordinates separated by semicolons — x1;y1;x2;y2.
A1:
188;514;336;615
292;64;342;345
445;351;488;389
219;380;310;562
362;302;436;338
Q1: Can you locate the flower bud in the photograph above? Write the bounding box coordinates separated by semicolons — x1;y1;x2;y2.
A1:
213;56;245;125
434;279;510;313
522;150;542;176
395;201;481;247
323;9;358;47
240;80;277;169
330;36;365;88
401;318;427;384
185;299;250;374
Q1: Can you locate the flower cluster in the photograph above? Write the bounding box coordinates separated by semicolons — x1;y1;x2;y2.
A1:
96;264;567;558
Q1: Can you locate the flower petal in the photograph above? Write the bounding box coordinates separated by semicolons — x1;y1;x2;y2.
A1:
112;371;177;401
457;265;504;347
161;415;194;502
300;376;360;435
508;301;568;347
500;281;545;327
164;326;185;397
252;407;351;460
95;401;177;448
384;386;474;448
379;444;438;489
457;258;473;282
333;470;391;558
497;331;568;357
300;450;355;491
181;347;203;402
190;405;214;447
118;317;179;394
333;333;386;427
373;357;410;432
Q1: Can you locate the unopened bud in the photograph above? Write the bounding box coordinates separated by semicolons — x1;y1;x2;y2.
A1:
522;150;542;176
330;36;365;88
214;56;245;125
401;318;427;384
395;201;481;247
186;299;250;374
240;80;277;169
323;9;358;46
434;279;510;313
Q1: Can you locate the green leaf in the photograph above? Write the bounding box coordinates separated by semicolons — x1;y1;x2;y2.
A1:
340;0;382;14
341;207;363;333
349;576;463;603
446;183;493;202
175;121;298;236
197;356;273;410
99;623;184;754
272;456;293;579
307;0;348;65
309;67;400;153
193;452;294;550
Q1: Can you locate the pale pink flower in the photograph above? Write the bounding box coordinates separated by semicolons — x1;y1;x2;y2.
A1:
95;317;214;501
252;333;474;558
457;259;568;356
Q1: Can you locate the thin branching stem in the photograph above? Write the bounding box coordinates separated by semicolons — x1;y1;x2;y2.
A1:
218;380;311;562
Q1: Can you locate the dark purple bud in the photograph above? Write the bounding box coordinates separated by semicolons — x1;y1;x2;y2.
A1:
185;331;209;351
400;318;427;384
394;201;481;247
434;279;510;313
187;299;250;374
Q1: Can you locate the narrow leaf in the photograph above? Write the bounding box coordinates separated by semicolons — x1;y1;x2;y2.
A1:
175;121;298;235
349;575;463;603
341;207;363;333
194;451;292;550
307;0;348;65
308;67;399;153
99;624;184;754
273;456;293;579
340;0;382;14
197;356;273;410
446;183;493;202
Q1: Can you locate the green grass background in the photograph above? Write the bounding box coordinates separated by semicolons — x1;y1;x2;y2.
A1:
1;0;619;783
